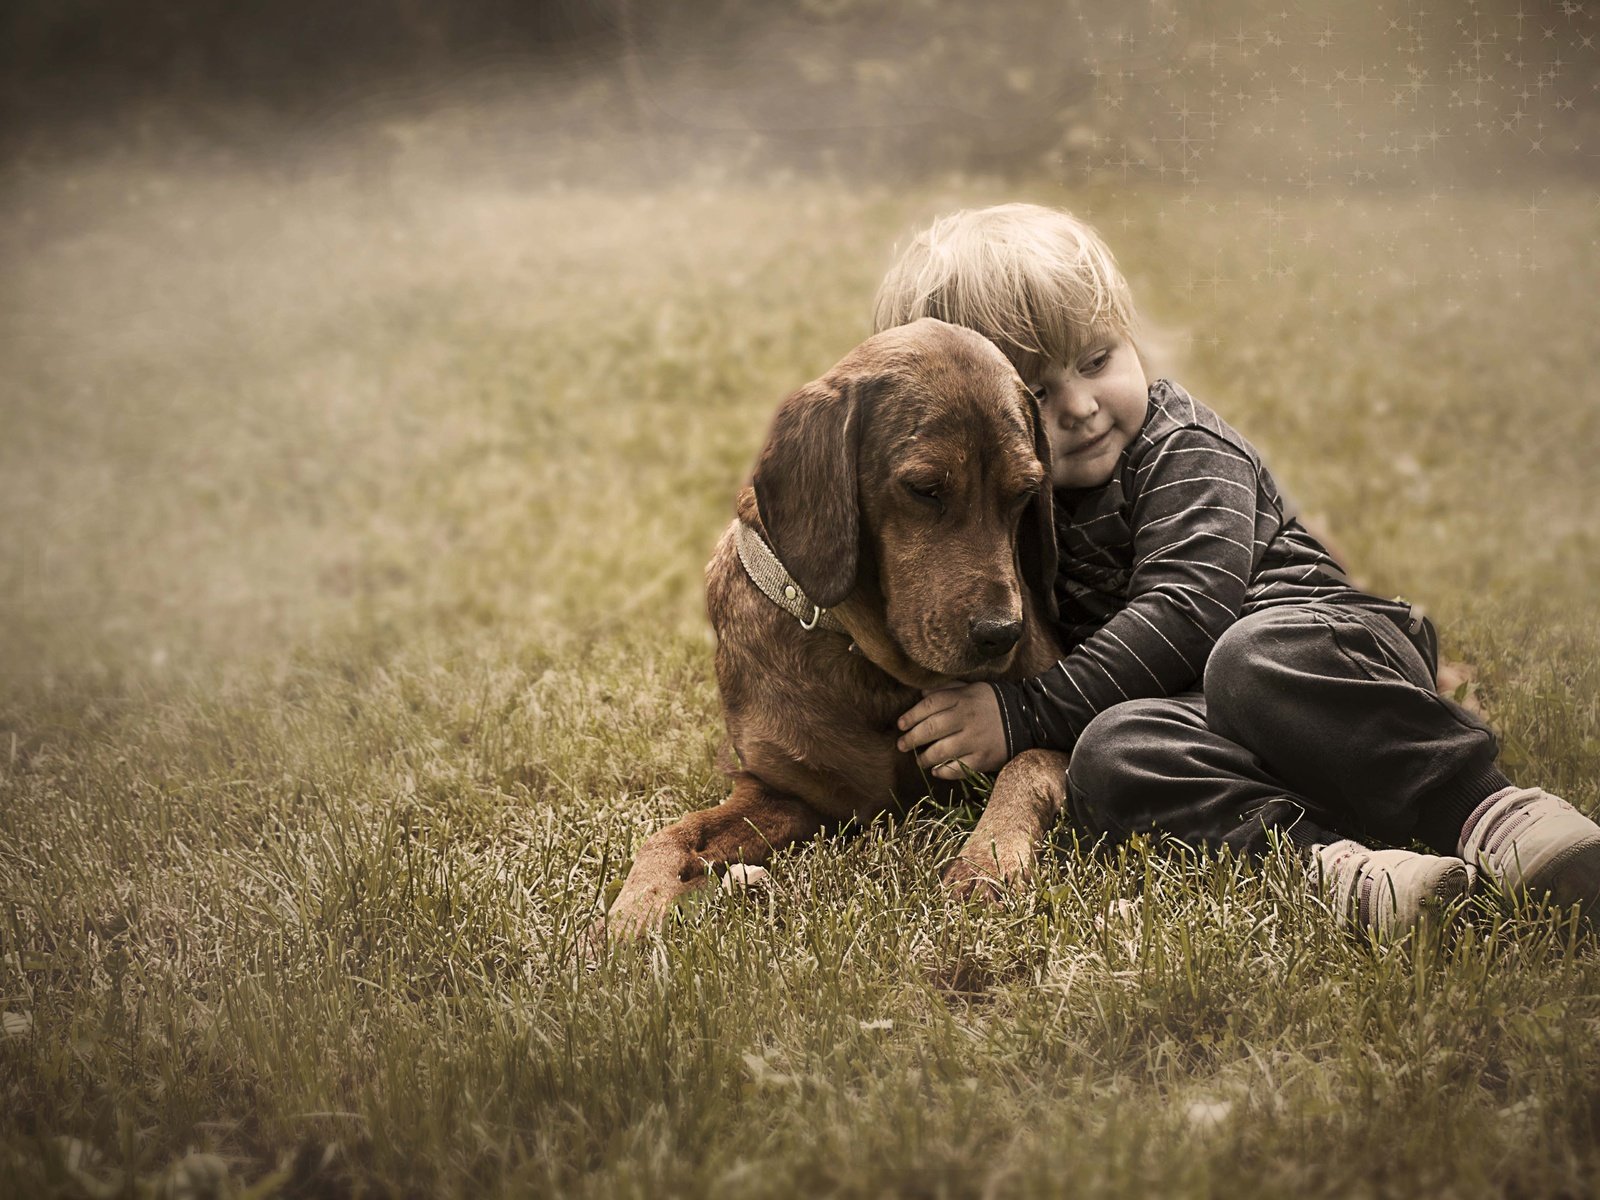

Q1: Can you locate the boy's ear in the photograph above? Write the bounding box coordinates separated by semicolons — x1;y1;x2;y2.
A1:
751;377;862;609
1019;387;1060;622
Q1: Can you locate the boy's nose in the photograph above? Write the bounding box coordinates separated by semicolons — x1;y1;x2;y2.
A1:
1060;392;1099;423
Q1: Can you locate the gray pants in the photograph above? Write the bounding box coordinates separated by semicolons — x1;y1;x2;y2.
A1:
1065;602;1501;855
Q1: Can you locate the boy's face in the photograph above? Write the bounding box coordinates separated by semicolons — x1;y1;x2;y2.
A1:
1026;336;1149;489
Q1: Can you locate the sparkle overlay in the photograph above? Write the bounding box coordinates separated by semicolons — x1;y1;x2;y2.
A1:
1023;1;1600;322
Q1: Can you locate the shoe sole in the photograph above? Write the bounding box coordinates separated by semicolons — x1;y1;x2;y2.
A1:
1525;834;1600;915
1428;862;1471;905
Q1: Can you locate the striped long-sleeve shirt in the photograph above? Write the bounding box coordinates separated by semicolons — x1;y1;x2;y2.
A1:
990;379;1370;758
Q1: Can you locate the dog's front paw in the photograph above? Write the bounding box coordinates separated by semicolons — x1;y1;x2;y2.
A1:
604;879;693;942
942;829;1039;902
941;855;1007;903
941;847;1032;904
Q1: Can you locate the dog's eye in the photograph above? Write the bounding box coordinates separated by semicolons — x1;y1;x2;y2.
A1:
903;480;943;509
1010;487;1037;511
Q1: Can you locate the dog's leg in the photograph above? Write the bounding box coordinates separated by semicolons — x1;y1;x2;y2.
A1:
606;775;826;939
942;749;1069;902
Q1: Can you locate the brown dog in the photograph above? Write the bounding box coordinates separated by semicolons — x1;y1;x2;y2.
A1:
607;319;1071;937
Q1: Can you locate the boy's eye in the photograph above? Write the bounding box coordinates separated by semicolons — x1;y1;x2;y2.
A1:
1028;383;1048;402
1082;349;1111;374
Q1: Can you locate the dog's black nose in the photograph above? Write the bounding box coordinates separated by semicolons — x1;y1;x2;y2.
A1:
969;616;1023;659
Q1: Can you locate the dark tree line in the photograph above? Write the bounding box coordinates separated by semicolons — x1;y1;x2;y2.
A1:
0;0;617;135
4;0;1595;181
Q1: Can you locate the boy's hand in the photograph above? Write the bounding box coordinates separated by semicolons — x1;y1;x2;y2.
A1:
896;684;1007;779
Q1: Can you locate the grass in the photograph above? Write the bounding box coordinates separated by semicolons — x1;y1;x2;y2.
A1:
2;145;1600;1198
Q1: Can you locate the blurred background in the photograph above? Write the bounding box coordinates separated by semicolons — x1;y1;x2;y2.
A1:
4;0;1599;187
2;0;1597;692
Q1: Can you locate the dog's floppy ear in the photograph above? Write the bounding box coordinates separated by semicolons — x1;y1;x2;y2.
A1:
752;376;861;610
1019;387;1060;622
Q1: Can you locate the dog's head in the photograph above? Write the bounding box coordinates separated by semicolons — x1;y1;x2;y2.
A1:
752;318;1057;679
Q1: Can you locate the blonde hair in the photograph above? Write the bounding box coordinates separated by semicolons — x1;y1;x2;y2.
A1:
871;203;1140;382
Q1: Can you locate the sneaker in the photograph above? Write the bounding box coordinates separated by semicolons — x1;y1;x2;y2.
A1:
1458;786;1600;914
1313;840;1471;938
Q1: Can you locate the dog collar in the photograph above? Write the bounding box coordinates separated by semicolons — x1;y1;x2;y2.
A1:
734;521;849;634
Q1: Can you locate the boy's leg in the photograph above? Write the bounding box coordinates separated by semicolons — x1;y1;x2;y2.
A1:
1068;691;1342;855
1204;602;1600;912
1068;692;1471;935
1202;602;1500;849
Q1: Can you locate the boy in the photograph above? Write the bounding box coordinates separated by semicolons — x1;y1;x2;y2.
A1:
876;203;1600;937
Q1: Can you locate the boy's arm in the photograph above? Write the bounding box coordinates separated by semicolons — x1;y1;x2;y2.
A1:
989;427;1259;757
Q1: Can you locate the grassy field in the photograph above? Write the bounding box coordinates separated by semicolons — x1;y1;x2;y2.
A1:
3;149;1600;1198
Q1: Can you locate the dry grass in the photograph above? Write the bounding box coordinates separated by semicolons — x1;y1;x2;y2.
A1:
2;146;1599;1197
